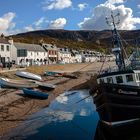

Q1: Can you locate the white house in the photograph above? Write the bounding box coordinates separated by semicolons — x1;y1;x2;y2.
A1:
42;43;58;64
58;48;71;64
70;49;82;63
11;42;48;66
0;35;11;65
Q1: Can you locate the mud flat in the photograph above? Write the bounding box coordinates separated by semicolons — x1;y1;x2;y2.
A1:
0;62;115;136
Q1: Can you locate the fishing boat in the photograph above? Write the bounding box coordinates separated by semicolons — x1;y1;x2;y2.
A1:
93;12;140;124
0;78;38;89
22;88;49;99
16;71;42;81
35;81;56;90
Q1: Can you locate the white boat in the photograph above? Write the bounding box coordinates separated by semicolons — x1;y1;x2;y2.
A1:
35;81;56;90
0;78;38;89
16;71;42;81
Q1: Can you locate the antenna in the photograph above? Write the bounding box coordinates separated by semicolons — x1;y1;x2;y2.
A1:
106;11;126;70
105;11;120;29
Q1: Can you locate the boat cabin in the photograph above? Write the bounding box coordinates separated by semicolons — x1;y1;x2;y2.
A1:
97;70;140;87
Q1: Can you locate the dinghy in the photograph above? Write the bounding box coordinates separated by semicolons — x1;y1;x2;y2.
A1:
35;81;56;90
16;71;42;81
0;78;38;89
22;88;49;99
45;71;63;76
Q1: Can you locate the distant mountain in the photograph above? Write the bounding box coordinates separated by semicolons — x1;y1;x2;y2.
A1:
11;29;140;53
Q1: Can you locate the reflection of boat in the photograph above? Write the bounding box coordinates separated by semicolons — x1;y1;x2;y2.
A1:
35;81;56;90
22;88;49;99
16;71;42;81
0;78;38;89
93;12;140;123
94;120;140;140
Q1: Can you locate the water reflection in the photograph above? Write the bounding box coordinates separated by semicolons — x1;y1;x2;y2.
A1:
3;89;99;140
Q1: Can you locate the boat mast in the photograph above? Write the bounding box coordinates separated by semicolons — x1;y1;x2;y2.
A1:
106;11;125;70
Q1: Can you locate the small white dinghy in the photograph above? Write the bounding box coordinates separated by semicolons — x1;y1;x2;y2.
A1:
0;78;38;89
35;81;56;91
16;71;42;81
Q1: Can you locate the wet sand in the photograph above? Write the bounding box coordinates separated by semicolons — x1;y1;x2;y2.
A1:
0;62;115;136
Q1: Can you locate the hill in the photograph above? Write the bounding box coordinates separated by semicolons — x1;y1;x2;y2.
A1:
11;29;140;53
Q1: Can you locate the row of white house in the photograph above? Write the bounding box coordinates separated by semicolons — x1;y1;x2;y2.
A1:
0;35;115;67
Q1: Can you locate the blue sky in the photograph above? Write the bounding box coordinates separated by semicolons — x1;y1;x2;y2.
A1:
0;0;140;35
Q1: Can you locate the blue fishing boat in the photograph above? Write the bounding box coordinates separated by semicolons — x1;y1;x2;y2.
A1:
22;88;49;99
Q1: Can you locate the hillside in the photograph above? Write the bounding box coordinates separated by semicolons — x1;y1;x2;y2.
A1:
11;29;140;53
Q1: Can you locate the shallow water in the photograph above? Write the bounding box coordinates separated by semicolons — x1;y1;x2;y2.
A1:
3;89;140;140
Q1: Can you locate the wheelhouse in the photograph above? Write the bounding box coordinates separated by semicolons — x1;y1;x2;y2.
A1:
97;70;140;86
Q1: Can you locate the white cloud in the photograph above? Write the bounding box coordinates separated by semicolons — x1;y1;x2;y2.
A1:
78;3;88;11
24;25;34;32
108;0;125;4
0;12;16;34
43;0;72;10
78;1;140;30
137;4;140;9
48;18;67;29
34;17;45;27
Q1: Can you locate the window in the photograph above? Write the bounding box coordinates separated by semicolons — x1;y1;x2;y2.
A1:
137;74;140;81
107;77;113;83
1;45;4;51
17;49;27;57
116;76;123;83
126;74;133;82
99;78;105;84
7;45;9;51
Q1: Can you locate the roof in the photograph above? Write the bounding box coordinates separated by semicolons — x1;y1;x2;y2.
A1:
42;43;57;50
58;48;71;54
0;37;10;44
14;43;46;52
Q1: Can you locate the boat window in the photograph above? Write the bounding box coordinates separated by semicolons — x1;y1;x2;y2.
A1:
126;74;133;82
107;77;113;83
138;74;140;81
99;78;104;84
116;76;123;83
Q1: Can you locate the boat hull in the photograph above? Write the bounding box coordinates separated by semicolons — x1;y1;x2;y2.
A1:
93;83;140;122
22;88;49;99
0;78;38;89
35;81;56;91
16;71;42;81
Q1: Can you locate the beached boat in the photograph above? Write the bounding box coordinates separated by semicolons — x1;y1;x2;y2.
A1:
35;81;56;90
45;71;63;76
93;12;140;124
0;78;38;89
45;71;77;79
22;88;49;99
16;71;42;81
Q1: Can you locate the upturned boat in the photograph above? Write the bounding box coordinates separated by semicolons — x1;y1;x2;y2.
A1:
22;88;49;99
0;78;38;89
16;71;42;81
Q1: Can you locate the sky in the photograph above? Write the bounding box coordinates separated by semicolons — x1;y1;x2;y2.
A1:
0;0;140;35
